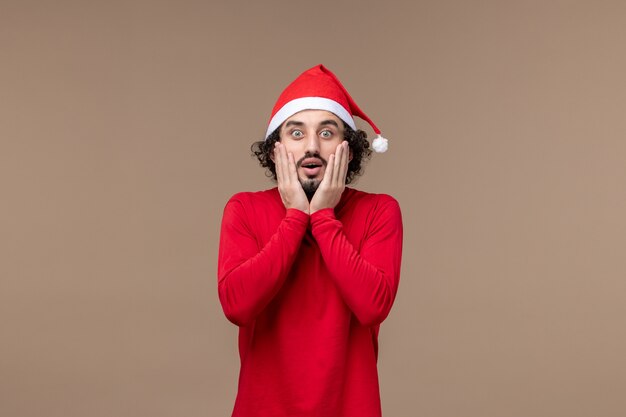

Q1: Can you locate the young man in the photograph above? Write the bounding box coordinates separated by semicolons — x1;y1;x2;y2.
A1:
217;65;403;417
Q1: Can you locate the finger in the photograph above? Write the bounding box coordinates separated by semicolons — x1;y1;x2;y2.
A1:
288;152;299;181
323;154;335;186
332;142;343;186
277;143;290;186
275;143;285;184
277;143;289;184
339;141;349;186
274;144;281;181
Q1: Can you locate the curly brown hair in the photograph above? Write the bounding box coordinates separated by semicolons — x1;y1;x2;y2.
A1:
251;122;372;184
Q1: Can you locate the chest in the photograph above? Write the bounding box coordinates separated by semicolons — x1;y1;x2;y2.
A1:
252;205;371;253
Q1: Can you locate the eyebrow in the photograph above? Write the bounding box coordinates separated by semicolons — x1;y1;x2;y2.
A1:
319;120;339;128
283;119;341;129
284;120;304;128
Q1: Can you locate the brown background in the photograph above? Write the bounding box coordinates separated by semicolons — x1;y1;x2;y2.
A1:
2;1;626;416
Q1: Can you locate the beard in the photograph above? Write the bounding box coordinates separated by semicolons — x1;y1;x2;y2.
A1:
300;178;321;201
296;152;328;201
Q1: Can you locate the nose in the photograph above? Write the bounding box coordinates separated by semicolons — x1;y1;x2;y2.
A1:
304;130;321;155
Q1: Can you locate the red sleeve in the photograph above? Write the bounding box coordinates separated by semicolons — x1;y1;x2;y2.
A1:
310;196;403;326
217;196;309;326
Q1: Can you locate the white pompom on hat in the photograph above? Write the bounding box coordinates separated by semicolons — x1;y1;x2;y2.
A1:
265;64;389;153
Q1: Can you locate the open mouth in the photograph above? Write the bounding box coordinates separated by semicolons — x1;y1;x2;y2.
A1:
299;158;324;176
302;163;321;169
299;157;325;168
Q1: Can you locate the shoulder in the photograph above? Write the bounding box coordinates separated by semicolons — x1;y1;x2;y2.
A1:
339;189;402;239
221;188;280;228
225;188;280;208
344;188;401;211
339;188;402;229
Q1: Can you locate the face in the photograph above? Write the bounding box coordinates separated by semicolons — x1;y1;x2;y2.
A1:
278;110;347;197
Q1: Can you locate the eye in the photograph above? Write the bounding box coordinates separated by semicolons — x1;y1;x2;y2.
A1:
291;130;304;139
320;130;333;138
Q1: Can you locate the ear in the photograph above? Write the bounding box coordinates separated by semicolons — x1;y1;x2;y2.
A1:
348;147;353;162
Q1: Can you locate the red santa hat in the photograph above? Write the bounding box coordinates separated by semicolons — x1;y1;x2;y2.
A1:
265;64;388;153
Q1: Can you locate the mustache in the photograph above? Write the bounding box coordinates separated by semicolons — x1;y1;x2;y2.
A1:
296;153;328;168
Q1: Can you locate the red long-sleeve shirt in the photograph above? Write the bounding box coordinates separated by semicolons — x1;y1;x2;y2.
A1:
217;187;403;417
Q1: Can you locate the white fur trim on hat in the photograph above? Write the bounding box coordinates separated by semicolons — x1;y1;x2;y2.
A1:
265;97;356;139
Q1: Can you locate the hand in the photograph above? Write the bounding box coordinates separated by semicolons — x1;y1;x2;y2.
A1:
309;141;349;214
274;142;309;214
